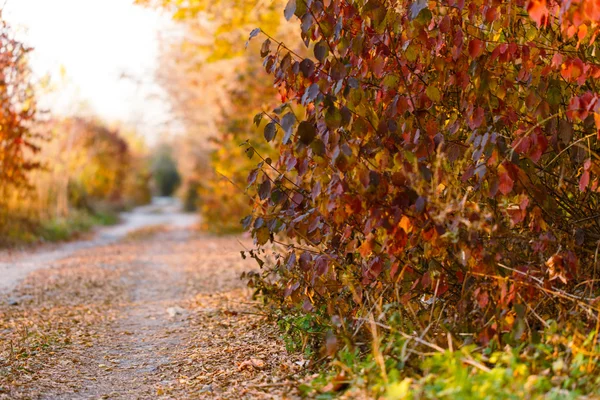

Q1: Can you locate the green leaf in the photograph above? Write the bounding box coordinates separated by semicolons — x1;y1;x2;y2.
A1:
314;40;329;62
405;43;418;62
409;0;428;20
325;107;342;130
383;75;400;90
311;139;326;156
271;188;285;204
546;85;562;106
294;0;307;18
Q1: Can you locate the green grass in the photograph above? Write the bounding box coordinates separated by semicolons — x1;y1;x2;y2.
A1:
37;211;119;242
294;323;600;399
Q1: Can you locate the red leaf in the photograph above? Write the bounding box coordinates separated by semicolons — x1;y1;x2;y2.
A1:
468;39;485;58
498;166;514;195
580;170;590;192
468;106;484;129
551;52;563;68
529;133;548;163
485;7;497;23
561;58;585;82
434;278;449;297
477;290;489;309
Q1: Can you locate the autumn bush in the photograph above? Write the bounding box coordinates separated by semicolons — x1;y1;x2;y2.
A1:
0;14;41;190
0;12;154;246
1;116;151;246
236;0;600;396
0;13;45;244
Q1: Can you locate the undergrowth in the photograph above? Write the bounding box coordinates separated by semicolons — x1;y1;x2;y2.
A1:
0;210;119;248
275;312;600;399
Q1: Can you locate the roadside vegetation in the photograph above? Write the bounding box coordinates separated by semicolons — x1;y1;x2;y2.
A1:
142;0;600;398
0;14;154;248
0;115;154;247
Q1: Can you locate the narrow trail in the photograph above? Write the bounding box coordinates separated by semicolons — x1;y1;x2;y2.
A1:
0;201;304;399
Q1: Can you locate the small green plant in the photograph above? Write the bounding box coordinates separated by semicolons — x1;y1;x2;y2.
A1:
295;323;600;399
277;311;326;357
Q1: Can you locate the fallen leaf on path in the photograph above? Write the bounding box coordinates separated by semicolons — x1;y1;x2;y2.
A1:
238;358;266;371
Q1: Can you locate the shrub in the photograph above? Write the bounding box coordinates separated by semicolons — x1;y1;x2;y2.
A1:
140;0;600;396
239;0;600;395
0;116;151;246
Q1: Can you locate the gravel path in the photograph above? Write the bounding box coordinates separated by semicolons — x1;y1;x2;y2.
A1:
0;202;304;399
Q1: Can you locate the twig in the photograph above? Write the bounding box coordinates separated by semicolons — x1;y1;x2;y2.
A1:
462;357;491;373
517;293;550;329
245;382;295;388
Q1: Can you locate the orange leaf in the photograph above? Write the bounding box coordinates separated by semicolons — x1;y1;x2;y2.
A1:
527;0;549;27
399;216;412;233
594;112;600;139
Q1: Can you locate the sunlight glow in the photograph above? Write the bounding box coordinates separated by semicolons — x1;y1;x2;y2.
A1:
4;0;175;141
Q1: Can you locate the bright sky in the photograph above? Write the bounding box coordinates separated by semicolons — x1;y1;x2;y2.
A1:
3;0;176;142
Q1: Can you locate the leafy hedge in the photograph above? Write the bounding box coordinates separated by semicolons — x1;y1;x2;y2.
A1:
241;0;600;395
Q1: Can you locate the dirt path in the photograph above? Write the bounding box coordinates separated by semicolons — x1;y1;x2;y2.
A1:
0;197;197;294
0;204;305;399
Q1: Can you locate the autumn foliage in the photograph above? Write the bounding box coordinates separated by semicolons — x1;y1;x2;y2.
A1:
0;14;41;190
0;11;157;246
242;0;600;351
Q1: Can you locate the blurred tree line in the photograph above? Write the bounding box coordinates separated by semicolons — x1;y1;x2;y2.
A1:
140;0;300;232
0;11;179;246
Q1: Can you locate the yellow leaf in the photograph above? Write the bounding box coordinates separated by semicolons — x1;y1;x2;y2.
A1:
426;85;441;102
385;378;413;399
